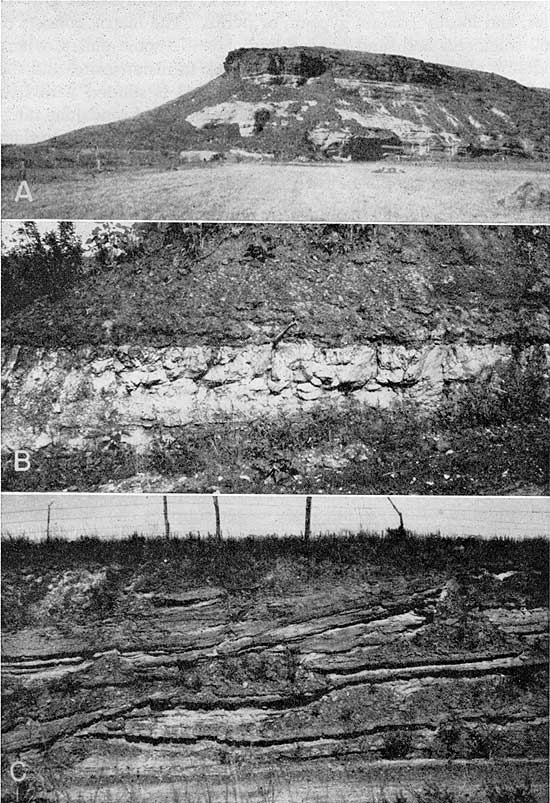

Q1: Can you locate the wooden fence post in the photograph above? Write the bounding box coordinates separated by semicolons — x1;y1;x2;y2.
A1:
386;496;405;536
304;496;312;544
213;495;222;540
46;502;54;541
163;495;170;539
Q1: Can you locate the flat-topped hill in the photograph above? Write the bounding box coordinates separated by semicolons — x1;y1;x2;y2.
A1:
11;47;548;160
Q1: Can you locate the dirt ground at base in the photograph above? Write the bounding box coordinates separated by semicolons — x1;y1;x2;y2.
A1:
62;758;550;803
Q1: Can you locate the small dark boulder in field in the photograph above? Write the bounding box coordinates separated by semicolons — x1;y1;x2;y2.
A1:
498;181;550;209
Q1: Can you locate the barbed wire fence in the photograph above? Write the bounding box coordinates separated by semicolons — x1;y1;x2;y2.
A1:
2;494;549;542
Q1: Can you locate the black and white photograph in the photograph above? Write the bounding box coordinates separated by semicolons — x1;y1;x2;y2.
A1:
1;1;549;802
1;1;549;222
1;220;548;495
1;493;549;802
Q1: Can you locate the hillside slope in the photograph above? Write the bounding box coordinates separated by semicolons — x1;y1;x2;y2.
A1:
39;47;550;159
3;224;550;348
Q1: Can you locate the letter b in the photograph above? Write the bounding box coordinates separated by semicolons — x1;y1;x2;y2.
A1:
14;450;31;471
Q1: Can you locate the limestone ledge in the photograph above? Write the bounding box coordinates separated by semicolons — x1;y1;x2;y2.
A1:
2;341;548;451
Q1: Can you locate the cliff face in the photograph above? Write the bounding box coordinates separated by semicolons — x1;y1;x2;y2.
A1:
224;47;329;82
2;343;547;454
223;46;497;88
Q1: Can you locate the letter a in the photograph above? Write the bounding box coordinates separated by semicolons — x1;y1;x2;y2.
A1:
15;181;33;202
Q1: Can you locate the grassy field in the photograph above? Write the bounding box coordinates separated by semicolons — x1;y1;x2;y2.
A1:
2;162;550;222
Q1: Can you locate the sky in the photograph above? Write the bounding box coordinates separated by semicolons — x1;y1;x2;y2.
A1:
1;219;125;253
2;493;549;541
2;1;549;143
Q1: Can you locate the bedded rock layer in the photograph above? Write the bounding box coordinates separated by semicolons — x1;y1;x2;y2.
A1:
2;567;548;800
2;342;546;452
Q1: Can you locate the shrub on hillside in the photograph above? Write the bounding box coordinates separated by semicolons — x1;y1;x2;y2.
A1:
88;223;142;268
485;781;537;803
1;221;83;316
380;729;413;759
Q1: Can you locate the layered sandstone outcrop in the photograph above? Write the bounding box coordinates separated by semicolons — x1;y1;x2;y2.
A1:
223;46;505;89
2;562;548;800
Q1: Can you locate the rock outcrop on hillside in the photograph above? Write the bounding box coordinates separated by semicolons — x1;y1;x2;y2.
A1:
223;46;516;89
2;343;547;453
2;224;549;475
2;559;548;801
224;47;329;82
23;47;549;159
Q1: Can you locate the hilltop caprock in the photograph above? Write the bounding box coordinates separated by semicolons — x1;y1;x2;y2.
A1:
35;46;550;160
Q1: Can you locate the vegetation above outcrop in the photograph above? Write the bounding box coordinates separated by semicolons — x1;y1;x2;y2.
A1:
2;223;549;348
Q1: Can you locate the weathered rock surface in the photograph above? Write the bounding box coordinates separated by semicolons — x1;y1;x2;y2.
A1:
2;342;546;452
2;566;548;800
223;47;521;89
